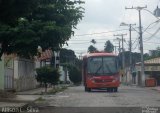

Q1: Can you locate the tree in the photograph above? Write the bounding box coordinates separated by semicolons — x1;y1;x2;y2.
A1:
36;66;60;93
143;53;150;60
0;0;39;59
88;45;97;53
67;65;82;84
60;48;82;69
104;40;114;53
60;48;76;64
91;39;96;45
118;51;141;68
0;0;84;59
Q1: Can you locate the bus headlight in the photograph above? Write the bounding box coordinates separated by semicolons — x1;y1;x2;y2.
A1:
92;80;95;83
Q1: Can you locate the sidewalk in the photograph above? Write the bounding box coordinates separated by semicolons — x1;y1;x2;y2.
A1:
147;86;160;92
0;87;51;111
121;84;160;92
0;85;68;111
16;87;53;95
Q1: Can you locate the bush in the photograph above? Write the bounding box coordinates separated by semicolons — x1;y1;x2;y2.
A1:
68;65;82;84
36;66;60;92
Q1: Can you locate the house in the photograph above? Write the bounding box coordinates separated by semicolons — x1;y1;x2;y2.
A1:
35;49;54;68
0;49;63;91
35;49;70;84
135;57;160;86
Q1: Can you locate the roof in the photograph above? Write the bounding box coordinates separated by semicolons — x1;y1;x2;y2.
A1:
35;49;53;61
145;57;160;64
83;52;117;58
136;57;160;65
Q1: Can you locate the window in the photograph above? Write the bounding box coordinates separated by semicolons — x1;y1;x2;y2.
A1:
87;56;118;75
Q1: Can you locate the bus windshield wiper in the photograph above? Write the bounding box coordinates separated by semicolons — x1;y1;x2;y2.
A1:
94;64;103;75
105;63;113;74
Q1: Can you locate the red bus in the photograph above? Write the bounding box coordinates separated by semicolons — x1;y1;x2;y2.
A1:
82;52;120;92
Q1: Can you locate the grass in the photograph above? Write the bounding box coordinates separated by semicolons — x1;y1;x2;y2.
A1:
47;86;68;94
35;97;45;101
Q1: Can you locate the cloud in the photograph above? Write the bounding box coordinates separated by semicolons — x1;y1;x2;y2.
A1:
65;0;160;55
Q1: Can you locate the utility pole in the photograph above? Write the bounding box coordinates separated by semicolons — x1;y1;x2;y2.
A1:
128;24;136;85
114;38;121;53
114;34;127;83
120;22;136;80
114;46;119;54
126;6;147;87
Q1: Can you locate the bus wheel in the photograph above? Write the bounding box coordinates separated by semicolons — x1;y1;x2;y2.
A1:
110;88;114;92
85;87;88;92
88;88;91;92
85;87;91;92
114;87;118;92
107;88;112;92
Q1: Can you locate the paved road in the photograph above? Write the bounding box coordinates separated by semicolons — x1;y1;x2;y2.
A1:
42;85;160;107
25;85;160;113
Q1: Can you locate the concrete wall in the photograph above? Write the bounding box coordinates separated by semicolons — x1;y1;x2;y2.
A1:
59;66;65;82
0;55;4;90
14;58;38;91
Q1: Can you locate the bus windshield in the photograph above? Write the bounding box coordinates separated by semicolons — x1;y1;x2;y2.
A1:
87;56;118;75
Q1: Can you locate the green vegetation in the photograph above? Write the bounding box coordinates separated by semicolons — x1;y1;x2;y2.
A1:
104;40;114;53
0;0;84;59
36;66;60;93
143;47;160;60
67;65;82;85
87;39;98;53
118;51;141;68
47;86;67;94
35;97;45;101
60;48;77;65
59;48;82;84
88;45;98;53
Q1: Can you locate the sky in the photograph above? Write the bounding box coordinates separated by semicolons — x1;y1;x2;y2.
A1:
63;0;160;56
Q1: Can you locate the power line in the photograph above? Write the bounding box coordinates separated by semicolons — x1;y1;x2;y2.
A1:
144;41;160;44
69;36;138;42
144;26;160;42
143;19;160;33
74;29;128;36
143;31;160;42
69;38;115;41
132;38;138;45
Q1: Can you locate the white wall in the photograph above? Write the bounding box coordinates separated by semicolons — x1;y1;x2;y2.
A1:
14;58;38;91
59;66;65;82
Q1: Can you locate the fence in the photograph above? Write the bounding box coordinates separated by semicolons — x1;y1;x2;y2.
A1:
4;56;14;90
15;58;37;91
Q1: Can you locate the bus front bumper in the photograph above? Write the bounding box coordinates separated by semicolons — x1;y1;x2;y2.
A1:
86;81;120;88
